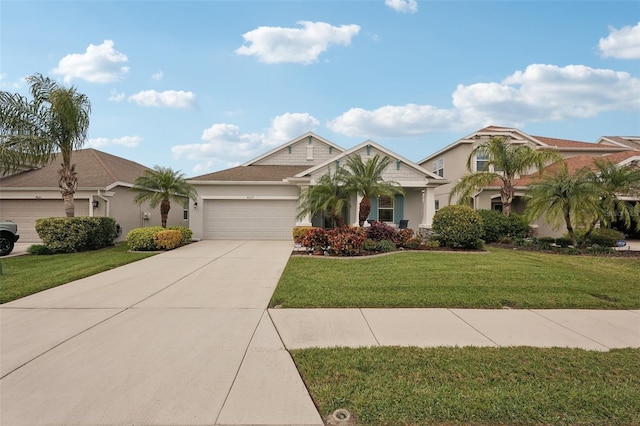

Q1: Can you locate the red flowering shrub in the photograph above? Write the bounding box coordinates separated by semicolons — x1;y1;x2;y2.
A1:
327;227;367;256
300;227;328;251
366;221;401;245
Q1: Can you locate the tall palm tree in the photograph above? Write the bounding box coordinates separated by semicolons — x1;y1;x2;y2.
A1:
524;164;600;247
1;74;91;216
339;154;404;227
297;170;350;227
131;166;198;228
586;159;640;237
450;137;562;216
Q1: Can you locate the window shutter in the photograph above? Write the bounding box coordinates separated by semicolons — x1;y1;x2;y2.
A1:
394;194;404;224
369;196;378;221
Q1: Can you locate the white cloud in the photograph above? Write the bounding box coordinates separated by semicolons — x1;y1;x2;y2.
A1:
108;89;125;102
385;0;418;14
0;73;23;90
235;21;361;64
128;89;196;108
328;104;458;138
152;70;164;81
52;40;129;83
599;22;640;59
171;112;319;172
86;136;142;148
328;63;640;139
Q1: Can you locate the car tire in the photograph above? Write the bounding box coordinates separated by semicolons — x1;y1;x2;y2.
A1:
0;236;14;256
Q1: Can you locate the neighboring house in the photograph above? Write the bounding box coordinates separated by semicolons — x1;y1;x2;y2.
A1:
0;149;188;243
188;132;448;240
417;126;640;237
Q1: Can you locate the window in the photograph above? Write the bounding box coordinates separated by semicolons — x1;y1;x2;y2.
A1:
434;199;440;211
476;149;489;172
378;196;394;222
183;209;189;220
432;158;444;177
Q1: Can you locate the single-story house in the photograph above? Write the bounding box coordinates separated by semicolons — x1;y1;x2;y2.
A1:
187;132;448;240
0;149;188;243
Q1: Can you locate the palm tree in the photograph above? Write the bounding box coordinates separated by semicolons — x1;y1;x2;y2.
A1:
131;166;198;228
339;154;404;227
585;159;640;237
524;164;600;247
297;170;350;227
1;74;91;216
450;137;562;216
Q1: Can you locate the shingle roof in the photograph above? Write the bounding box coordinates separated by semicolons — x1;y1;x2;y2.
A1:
0;148;151;188
601;136;640;150
189;165;310;182
531;136;604;149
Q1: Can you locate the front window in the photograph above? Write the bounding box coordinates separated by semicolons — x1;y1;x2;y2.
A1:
378;196;394;222
476;149;489;172
434;199;440;211
432;158;444;177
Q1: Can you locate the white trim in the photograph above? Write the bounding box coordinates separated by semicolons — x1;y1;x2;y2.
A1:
190;180;293;186
202;195;298;201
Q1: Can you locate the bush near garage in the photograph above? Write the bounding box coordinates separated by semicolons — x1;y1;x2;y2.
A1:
432;205;484;249
154;230;183;250
35;217;117;254
292;226;314;243
167;226;193;245
126;226;165;251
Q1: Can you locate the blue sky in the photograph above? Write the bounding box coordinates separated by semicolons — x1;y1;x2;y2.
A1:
2;0;639;176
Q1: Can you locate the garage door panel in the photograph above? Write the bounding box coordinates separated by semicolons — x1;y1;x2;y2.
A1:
204;200;296;240
0;200;90;242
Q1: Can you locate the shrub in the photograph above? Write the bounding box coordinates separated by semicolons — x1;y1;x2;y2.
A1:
586;228;625;247
506;213;531;239
375;239;396;253
28;244;52;255
126;226;164;251
404;237;422;250
478;209;508;243
432;205;484;249
555;236;573;248
363;238;377;251
154;230;183;250
536;236;555;249
292;226;314;243
327;227;366;256
167;226;193;245
425;239;441;250
366;221;401;245
397;228;414;247
35;217;117;254
300;227;328;251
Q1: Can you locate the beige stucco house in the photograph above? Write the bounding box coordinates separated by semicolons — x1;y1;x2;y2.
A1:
418;126;640;237
187;132;448;240
0;149;188;243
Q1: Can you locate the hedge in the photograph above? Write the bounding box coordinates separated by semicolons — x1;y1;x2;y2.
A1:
35;217;117;254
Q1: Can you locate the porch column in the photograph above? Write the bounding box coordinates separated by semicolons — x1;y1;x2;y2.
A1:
420;186;436;229
296;185;312;226
352;194;363;226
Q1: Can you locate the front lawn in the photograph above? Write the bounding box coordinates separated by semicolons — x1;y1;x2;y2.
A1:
293;346;640;426
270;247;640;309
0;244;156;303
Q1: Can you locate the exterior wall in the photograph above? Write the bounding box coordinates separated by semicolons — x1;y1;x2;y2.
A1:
190;183;300;240
254;136;339;166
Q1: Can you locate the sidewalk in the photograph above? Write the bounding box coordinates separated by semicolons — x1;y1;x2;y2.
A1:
1;240;639;425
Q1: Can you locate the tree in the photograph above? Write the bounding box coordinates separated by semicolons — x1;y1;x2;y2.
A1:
131;166;198;228
339;154;404;227
1;74;91;216
524;164;600;247
450;137;562;216
297;170;350;227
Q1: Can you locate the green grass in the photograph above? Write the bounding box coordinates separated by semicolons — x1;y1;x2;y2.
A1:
270;247;640;309
293;346;640;426
0;244;156;303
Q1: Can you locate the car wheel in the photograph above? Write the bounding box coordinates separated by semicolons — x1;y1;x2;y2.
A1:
0;236;14;256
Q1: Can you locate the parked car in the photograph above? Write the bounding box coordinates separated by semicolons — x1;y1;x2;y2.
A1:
0;220;20;256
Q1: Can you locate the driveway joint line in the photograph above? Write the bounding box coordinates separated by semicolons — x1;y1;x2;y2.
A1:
359;308;381;346
530;310;611;351
448;308;500;347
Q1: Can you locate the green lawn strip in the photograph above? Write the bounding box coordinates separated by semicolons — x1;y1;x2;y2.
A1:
270;247;640;309
293;346;640;426
0;244;156;303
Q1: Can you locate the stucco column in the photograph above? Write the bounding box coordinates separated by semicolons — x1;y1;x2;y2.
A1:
296;185;312;226
420;186;436;229
353;194;363;226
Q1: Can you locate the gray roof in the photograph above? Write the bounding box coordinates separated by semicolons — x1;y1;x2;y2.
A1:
0;149;151;188
189;165;310;182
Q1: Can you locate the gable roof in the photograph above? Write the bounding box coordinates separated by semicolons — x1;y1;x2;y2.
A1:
294;139;444;181
189;165;309;182
0;149;151;188
242;132;345;166
597;136;640;151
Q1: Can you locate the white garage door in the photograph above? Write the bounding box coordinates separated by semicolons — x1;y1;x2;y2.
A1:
0;199;90;242
204;199;296;240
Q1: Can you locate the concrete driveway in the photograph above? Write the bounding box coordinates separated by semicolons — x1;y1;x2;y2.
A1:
0;240;323;426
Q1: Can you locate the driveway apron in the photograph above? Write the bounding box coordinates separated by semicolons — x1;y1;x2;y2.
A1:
0;240;323;426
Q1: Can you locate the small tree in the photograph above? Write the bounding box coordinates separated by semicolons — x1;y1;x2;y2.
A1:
131;166;198;228
297;171;349;227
